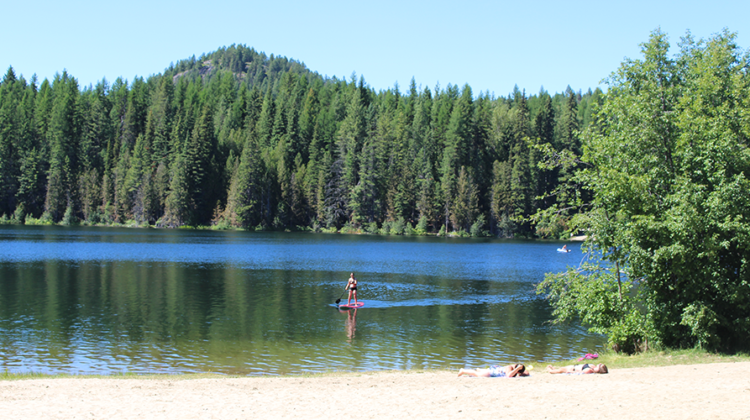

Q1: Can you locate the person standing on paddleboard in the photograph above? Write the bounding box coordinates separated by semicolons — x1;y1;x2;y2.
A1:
345;273;358;306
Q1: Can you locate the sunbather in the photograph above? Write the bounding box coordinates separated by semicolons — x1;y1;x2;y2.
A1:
458;363;529;378
546;363;608;374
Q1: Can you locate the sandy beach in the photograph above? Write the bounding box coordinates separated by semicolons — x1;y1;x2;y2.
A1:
2;362;749;419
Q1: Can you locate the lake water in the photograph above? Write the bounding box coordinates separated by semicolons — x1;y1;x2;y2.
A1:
0;225;602;375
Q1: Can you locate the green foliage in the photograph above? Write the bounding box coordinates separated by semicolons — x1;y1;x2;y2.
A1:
339;222;359;235
12;203;25;224
364;221;379;234
390;218;405;235
379;220;391;235
531;204;569;239
680;303;722;350
404;222;414;236
414;215;429;235
25;212;54;225
470;214;488;237
60;204;76;226
537;262;652;353
538;29;750;353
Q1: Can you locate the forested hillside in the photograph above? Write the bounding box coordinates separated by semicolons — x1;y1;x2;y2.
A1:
0;44;601;237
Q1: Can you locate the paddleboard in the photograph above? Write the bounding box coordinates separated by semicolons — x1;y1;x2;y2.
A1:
339;301;364;309
557;248;571;253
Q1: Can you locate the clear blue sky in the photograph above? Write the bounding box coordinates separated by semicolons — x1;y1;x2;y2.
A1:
2;0;748;96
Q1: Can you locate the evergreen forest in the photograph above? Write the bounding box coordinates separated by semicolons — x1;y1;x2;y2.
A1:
0;44;601;237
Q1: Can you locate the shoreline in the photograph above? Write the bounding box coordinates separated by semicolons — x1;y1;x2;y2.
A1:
3;362;749;419
1;220;571;240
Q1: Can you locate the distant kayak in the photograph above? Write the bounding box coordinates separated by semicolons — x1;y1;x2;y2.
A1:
557;248;571;253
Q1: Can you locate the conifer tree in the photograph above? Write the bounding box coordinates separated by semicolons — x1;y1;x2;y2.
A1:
44;71;80;221
451;165;478;232
124;133;150;223
225;130;264;227
150;77;174;165
162;152;190;227
336;85;366;223
0;67;21;215
490;159;514;237
183;104;218;224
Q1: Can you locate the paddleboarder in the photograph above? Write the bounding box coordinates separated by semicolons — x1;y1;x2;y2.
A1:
345;273;358;306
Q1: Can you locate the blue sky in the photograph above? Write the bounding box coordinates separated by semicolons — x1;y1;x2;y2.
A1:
2;1;748;96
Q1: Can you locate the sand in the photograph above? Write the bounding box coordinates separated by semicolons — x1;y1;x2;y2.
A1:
2;362;749;419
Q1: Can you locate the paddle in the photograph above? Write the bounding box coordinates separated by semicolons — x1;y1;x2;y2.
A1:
335;288;348;305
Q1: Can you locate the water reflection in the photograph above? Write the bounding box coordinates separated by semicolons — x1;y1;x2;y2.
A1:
0;225;603;375
339;308;358;342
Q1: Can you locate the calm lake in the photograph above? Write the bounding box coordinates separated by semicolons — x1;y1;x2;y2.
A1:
0;225;602;375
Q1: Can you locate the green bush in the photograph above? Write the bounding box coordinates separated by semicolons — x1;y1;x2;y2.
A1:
12;204;25;224
365;221;379;234
379;221;391;235
415;216;428;235
537;263;653;354
390;218;405;235
404;222;414;236
470;214;488;237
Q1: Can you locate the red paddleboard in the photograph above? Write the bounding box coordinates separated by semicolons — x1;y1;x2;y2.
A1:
339;301;364;309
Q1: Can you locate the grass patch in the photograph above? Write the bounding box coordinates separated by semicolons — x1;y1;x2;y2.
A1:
552;348;750;370
0;371;57;380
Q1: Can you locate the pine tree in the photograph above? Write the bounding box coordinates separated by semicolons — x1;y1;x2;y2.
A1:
79;80;112;175
150;76;174;165
490;159;515;237
124;133;150;223
336;85;366;223
446;84;474;169
77;167;101;223
183;103;218;224
0;67;21;215
44;71;80;221
225;128;264;227
162;152;190;227
451;166;479;232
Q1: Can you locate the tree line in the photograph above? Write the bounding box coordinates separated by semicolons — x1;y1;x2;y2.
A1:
0;44;600;237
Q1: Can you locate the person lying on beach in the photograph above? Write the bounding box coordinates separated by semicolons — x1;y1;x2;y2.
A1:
458;364;528;378
546;363;608;374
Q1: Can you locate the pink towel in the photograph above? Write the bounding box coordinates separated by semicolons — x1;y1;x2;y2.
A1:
577;353;599;361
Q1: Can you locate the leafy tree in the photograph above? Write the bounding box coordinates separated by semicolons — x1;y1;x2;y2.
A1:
538;29;750;353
